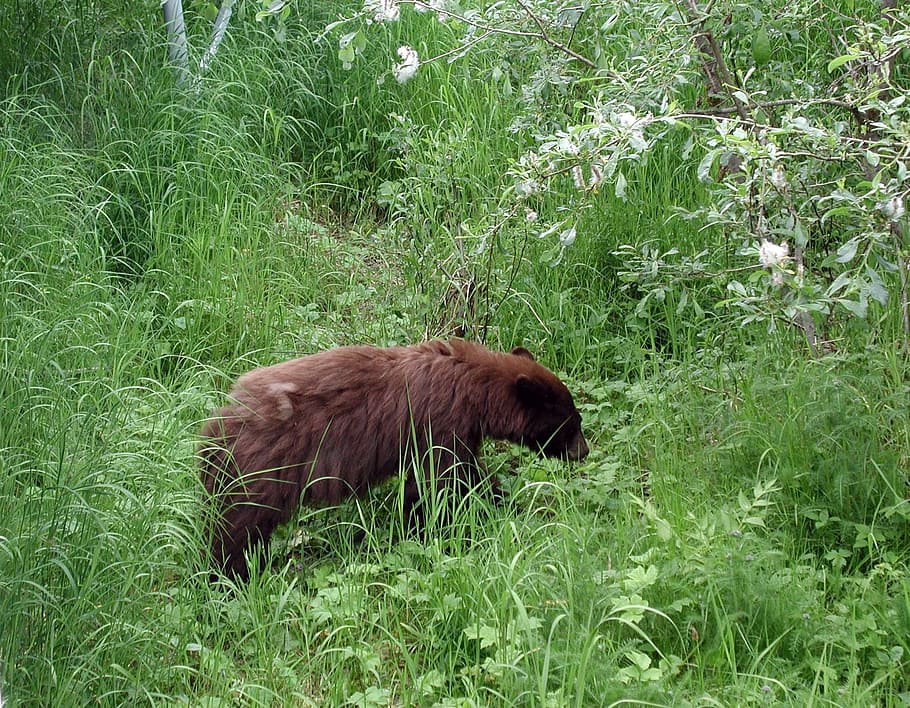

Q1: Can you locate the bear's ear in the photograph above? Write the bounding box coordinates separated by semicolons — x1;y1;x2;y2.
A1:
515;374;550;403
511;347;535;361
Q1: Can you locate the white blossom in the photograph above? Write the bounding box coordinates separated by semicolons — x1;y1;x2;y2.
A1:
524;207;538;223
769;164;787;190
882;195;905;223
758;239;789;269
519;151;542;170
393;46;419;84
617;111;637;129
572;165;585;190
615;110;648;151
365;0;399;23
557;135;579;155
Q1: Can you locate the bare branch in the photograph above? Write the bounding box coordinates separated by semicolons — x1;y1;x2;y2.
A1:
679;0;750;120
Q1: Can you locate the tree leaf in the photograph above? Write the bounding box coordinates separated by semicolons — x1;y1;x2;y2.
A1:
752;27;771;66
826;271;852;296
838;298;867;318
827;53;863;73
792;220;808;249
834;238;858;263
615;172;627;201
676;287;688;314
867;281;889;306
697;149;719;182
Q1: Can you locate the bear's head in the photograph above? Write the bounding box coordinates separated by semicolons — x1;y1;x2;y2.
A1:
511;347;589;462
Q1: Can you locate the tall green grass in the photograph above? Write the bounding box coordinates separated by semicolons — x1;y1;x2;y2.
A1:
1;2;908;705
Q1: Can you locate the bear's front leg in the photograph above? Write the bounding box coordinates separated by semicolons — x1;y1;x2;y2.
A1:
402;447;503;535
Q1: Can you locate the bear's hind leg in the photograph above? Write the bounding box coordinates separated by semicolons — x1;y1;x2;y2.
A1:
211;512;276;581
210;479;296;580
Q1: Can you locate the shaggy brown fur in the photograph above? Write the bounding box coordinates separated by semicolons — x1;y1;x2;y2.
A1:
199;339;588;579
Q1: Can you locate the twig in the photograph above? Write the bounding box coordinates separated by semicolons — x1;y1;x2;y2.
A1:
420;29;494;66
512;0;597;69
682;97;855;115
408;0;597;69
679;0;749;120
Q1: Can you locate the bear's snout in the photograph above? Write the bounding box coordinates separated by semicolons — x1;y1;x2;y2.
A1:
567;431;589;461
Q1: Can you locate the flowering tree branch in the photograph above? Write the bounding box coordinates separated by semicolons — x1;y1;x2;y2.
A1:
509;0;597;70
337;0;908;355
383;0;598;70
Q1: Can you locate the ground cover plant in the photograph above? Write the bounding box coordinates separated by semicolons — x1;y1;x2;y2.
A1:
1;0;908;705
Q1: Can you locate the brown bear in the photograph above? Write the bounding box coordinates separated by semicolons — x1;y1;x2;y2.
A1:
199;339;588;579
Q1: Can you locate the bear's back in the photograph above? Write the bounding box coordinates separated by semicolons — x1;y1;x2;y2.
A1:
222;342;486;428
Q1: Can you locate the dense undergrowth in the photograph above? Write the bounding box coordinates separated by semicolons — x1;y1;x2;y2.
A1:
1;1;908;705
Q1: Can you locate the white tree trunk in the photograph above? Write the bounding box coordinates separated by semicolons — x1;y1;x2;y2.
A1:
161;0;190;85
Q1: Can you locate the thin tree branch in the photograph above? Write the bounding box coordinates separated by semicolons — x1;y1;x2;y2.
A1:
408;0;597;70
683;97;855;115
679;0;749;120
420;29;494;66
512;0;597;69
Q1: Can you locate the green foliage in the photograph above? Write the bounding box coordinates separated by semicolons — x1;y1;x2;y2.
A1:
332;0;910;351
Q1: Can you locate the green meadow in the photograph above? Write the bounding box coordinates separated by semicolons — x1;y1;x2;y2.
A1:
1;1;908;705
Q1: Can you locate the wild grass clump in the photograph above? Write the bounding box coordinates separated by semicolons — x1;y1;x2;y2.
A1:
728;356;910;571
604;348;910;703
